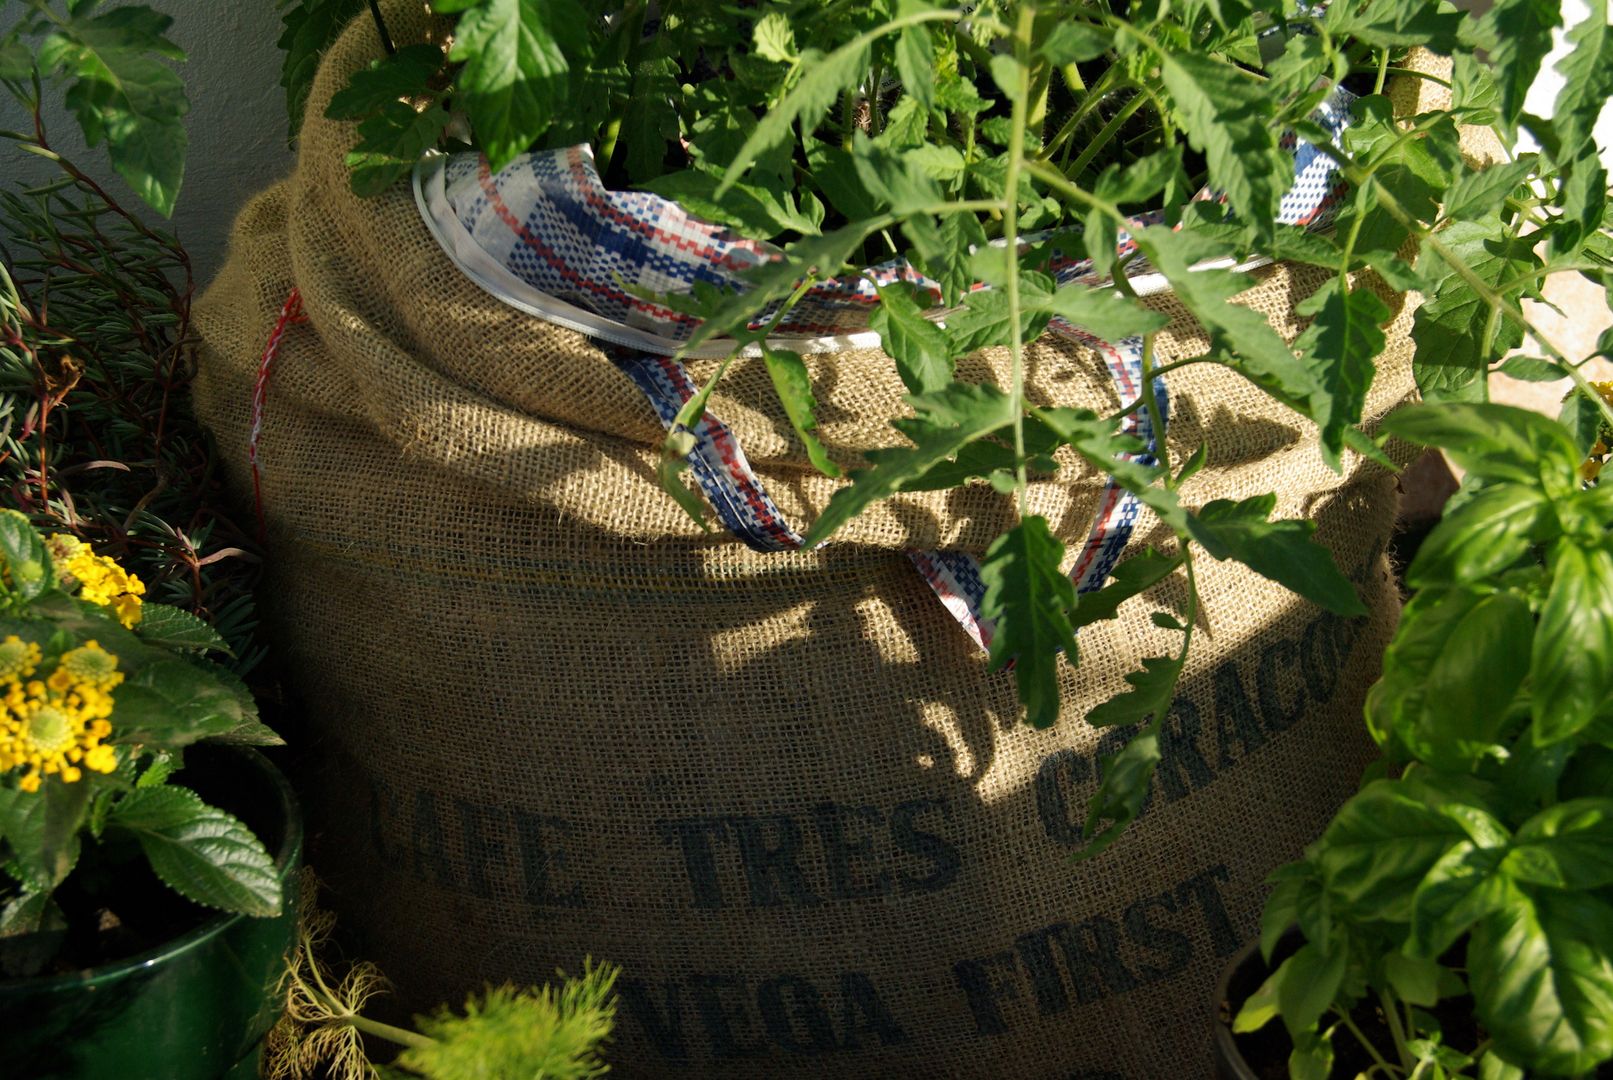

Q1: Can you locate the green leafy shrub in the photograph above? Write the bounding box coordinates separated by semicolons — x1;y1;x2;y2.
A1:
0;510;281;976
282;0;1613;856
1234;397;1613;1077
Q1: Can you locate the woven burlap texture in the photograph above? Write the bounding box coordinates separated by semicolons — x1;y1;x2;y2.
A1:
194;5;1422;1077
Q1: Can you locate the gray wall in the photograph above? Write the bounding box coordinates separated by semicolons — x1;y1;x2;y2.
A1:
0;2;297;283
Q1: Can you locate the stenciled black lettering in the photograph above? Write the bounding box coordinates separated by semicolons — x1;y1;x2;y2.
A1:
1157;697;1214;800
410;788;457;889
813;803;892;901
1177;863;1241;957
891;798;962;893
839;972;908;1048
1122;891;1192;981
453;796;504;900
658;817;730;910
1034;749;1090;846
1212;661;1269;769
367;772;404;865
513;809;585;909
617;978;688;1062
953;950;1021;1036
757;975;837;1055
1014;924;1072;1015
691;974;767;1058
1053;917;1139;1003
730;814;821;907
1300;616;1341;703
1256;637;1306;732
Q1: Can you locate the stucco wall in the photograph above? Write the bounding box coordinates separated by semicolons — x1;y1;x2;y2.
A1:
0;1;296;282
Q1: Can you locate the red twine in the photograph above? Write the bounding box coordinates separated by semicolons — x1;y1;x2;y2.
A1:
250;287;307;542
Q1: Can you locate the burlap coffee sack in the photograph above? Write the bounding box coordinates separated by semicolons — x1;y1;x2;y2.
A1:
194;4;1421;1075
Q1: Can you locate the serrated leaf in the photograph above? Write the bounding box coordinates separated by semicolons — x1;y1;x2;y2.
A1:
980;517;1078;729
894;23;934;112
278;0;365;140
752;11;797;64
325;42;443;120
945;285;1052;354
1532;540;1613;744
1156;50;1289;230
1413;219;1537;402
1187;494;1366;616
1071;549;1184;628
1078;729;1160;857
134;604;231;654
344;99;449;197
718;34;874;196
0;511;54;600
1443;158;1536;223
1093;146;1185;208
761;347;839;477
1034;406;1187;532
870;281;953;394
1040;283;1168;341
108;785;280;917
1131;228;1316;417
1293;278;1389;468
1554;8;1613;158
1474;0;1561;133
1039;22;1111;65
1469;890;1613;1076
1087;654;1184;729
443;0;585;173
802;382;1016;545
0;779;91;890
641;169;818;238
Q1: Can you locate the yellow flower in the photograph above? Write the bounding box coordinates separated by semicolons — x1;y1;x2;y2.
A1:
51;540;146;628
0;648;122;793
59;642;123;692
0;636;40;681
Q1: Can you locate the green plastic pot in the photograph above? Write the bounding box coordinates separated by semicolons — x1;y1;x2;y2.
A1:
0;745;303;1080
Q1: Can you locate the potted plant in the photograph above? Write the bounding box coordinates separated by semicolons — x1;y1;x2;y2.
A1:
1219;396;1613;1080
0;511;296;1079
169;0;1611;1074
1;6;302;1077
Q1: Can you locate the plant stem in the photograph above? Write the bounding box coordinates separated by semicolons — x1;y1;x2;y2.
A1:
367;0;396;55
1002;3;1036;517
1337;1008;1399;1075
344;1012;435;1051
1064;91;1147;183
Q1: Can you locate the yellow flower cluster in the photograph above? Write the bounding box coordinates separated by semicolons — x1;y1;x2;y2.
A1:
0;637;121;793
47;534;146;628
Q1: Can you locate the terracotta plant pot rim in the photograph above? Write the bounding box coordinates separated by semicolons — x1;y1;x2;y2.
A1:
1213;932;1279;1080
0;745;302;992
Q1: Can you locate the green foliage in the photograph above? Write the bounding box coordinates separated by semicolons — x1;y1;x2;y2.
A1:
271;875;618;1080
1;1;190;217
1243;401;1613;1077
399;966;617;1080
0;513;280;975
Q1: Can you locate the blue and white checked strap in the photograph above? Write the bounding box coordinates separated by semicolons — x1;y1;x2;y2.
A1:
414;86;1357;653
